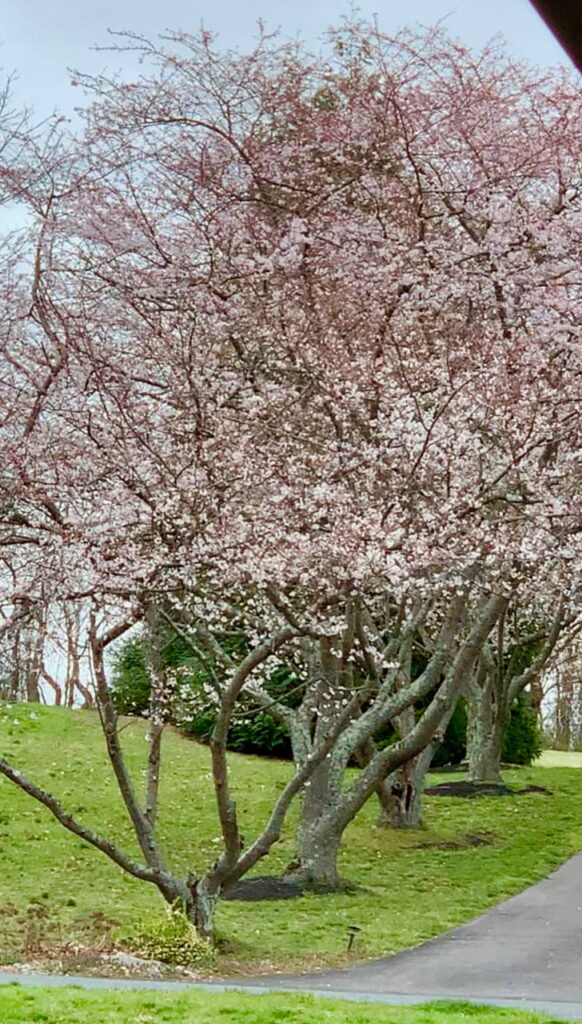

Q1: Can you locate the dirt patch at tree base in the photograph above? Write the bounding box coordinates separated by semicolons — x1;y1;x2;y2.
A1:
424;781;552;798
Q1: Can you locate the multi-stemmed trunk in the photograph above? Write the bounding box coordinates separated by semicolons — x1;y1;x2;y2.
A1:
283;593;508;886
185;877;220;942
465;598;566;785
0;610;322;949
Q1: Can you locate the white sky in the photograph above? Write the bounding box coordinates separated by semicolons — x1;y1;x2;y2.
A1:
2;0;570;118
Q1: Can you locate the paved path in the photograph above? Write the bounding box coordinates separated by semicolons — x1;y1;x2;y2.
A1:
3;853;582;1019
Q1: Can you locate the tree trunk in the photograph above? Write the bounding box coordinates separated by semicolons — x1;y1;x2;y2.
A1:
466;682;507;783
75;680;94;708
377;729;441;828
41;669;63;706
555;675;574;749
378;759;424;829
26;670;41;703
287;819;344;889
375;703;448;829
530;676;544;722
284;760;345;889
383;706;424;828
25;625;42;703
186;877;217;943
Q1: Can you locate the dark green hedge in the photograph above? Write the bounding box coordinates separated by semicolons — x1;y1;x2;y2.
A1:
501;692;543;765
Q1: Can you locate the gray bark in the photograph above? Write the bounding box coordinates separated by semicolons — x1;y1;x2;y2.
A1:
144;606;167;829
3;603;372;946
284;760;345;888
289;822;343;889
64;605;92;707
186;877;219;943
377;701;454;829
466;672;507;784
378;748;432;829
289;593;508;882
25;621;43;702
465;599;566;784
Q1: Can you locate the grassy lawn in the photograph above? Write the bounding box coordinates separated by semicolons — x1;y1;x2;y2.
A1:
536;750;582;768
0;988;572;1024
2;705;582;972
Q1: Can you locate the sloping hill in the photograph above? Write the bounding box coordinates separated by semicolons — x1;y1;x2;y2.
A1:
1;705;582;974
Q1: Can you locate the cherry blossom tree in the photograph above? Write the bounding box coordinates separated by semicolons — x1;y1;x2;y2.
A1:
465;597;582;783
0;22;581;929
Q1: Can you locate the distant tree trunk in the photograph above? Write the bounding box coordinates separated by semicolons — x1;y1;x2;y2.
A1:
465;601;565;783
530;676;544;722
41;668;63;706
9;631;22;699
378;746;433;829
75;680;94;708
64;604;93;707
555;675;574;749
376;703;453;828
25;626;42;703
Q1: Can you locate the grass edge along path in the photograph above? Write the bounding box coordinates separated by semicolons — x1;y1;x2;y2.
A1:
0;985;577;1024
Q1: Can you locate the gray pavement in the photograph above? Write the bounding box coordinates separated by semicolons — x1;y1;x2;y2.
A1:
3;853;582;1018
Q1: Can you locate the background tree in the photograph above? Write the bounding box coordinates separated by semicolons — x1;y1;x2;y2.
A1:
465;599;580;784
542;634;582;749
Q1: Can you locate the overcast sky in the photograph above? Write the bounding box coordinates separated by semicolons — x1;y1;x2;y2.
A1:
2;0;570;118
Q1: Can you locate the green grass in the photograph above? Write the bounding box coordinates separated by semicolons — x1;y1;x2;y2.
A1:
2;706;582;971
536;750;582;768
0;988;572;1024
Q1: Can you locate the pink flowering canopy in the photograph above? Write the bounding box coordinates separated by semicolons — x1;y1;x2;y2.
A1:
1;22;582;620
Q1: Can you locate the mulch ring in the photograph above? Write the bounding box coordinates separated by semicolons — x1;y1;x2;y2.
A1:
222;877;306;901
222;875;349;901
424;780;552;798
